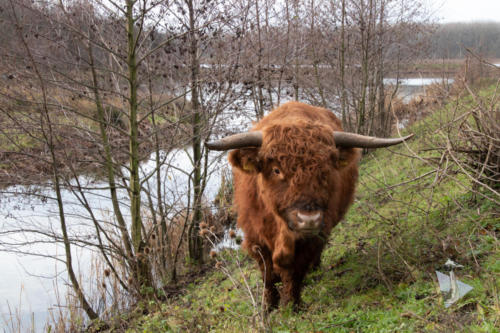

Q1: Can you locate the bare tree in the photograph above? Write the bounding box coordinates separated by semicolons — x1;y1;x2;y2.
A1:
301;0;431;135
0;0;247;326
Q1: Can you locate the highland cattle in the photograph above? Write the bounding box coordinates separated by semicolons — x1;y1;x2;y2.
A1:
206;101;412;309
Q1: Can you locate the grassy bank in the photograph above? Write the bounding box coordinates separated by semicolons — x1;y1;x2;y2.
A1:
109;84;500;332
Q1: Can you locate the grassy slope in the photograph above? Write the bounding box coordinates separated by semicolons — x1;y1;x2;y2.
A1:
123;87;499;332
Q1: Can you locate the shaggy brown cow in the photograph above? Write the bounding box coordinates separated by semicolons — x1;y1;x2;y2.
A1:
206;101;412;309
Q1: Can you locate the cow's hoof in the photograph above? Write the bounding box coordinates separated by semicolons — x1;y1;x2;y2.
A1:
264;291;279;312
264;302;279;313
292;301;306;313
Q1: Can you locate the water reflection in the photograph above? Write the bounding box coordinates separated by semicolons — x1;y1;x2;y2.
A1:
384;77;454;103
0;148;227;331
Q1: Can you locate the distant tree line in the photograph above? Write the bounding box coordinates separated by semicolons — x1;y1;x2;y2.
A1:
430;22;500;59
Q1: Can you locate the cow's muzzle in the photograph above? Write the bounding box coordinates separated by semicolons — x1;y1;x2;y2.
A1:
285;207;324;236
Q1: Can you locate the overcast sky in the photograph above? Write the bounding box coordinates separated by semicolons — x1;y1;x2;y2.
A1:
429;0;500;23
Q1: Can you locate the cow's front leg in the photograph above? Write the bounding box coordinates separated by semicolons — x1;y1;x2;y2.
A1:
263;273;280;310
253;245;280;310
282;237;325;308
278;269;306;309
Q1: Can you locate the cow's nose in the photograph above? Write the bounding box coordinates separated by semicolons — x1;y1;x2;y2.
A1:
297;211;323;229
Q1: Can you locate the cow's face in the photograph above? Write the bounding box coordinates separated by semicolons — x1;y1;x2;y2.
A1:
230;121;351;237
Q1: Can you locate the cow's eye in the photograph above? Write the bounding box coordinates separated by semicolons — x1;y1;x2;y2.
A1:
273;167;281;175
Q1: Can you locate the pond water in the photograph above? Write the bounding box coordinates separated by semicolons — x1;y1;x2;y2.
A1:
384;77;454;102
0;77;449;331
0;148;228;331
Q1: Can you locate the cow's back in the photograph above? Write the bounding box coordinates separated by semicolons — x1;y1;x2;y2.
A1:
253;101;343;132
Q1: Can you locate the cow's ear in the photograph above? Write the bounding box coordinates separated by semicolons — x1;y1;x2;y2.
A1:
229;148;261;174
334;147;361;170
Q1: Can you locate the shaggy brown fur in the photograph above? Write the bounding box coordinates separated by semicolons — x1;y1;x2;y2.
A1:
228;101;360;309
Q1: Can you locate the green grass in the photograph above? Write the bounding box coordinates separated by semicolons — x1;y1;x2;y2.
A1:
116;86;499;332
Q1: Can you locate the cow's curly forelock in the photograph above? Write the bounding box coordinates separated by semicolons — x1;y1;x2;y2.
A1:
261;121;338;185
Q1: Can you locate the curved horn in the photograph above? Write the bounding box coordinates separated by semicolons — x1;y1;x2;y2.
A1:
205;131;263;151
333;132;414;148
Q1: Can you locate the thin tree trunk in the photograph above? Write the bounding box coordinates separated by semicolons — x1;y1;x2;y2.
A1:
186;0;204;264
357;0;373;135
292;1;300;101
88;42;134;264
126;0;151;288
310;0;326;107
255;0;265;119
340;0;348;129
376;0;388;136
147;69;171;278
